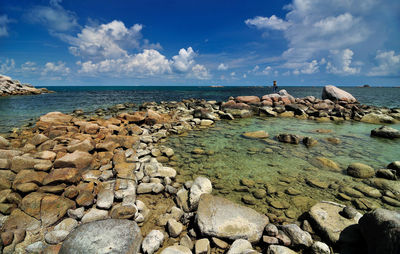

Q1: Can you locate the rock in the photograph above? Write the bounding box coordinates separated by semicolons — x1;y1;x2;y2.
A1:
265;223;279;237
376;169;397;180
180;234;194;249
76;191;94;207
110;205;137;219
195;238;210;254
342;206;358;219
25;241;46;253
306;178;329;189
40;194;75;227
311;157;341;171
54;151;93;170
54;218;78;232
227;239;253;254
303;137;318;147
161;245;192;254
67;207;85;220
310;241;331;254
39;112;72;125
236;96;260;104
322;85;356;103
45;230;70;244
347;163;375;178
371;126;400;139
200;119;214;126
43;168;81;185
242;130;269;139
81;208;109;224
167;219;183;237
266;245;297;254
387;161;400;176
359;208;400;254
279;224;313;248
196;194;268;243
189;176;212;210
0;136;10;148
67;139;95;152
142;230;164;254
382;196;400;207
362;113;396;124
242;195;257;205
59;219;142;254
263;235;279;245
2;209;41;232
308;202;362;244
29;134;49;146
96;189;114;209
211;237;228;249
277;134;301;144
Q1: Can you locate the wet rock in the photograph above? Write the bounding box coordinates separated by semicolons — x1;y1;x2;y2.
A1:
347;163;375;178
266;245;297;254
242;130;269;139
60;219;142;254
142;230;164;254
189;176;212;210
308;201;362;244
253;189;266;199
227;239;253;254
303;136;318;147
310;241;331;254
161;245;192;254
306;178;329;189
371;126;400;139
196;194;268;243
311;157;341;171
322;85;356;103
340;186;364;198
269;199;290;209
382;196;400;207
279;224;313;248
54;151;92;170
277;134;301;144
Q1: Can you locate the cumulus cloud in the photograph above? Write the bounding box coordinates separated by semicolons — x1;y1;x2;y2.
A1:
245;15;290;31
0;58;15;74
21;61;38;72
262;66;272;75
191;64;211;80
217;63;228;71
326;49;360;75
0;15;11;37
28;0;79;33
368;50;400;76
172;47;196;72
42;61;70;77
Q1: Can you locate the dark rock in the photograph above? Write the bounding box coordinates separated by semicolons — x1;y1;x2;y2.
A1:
371;126;400;139
277;134;301;144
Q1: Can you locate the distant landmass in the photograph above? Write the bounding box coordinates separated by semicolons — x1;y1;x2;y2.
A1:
0;74;53;96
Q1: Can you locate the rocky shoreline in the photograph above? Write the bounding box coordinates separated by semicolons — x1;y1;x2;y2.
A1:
0;75;53;97
0;85;399;254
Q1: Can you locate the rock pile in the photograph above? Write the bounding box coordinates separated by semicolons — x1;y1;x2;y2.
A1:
0;74;52;96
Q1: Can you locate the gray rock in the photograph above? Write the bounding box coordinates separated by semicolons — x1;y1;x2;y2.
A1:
68;207;85;220
54;218;78;232
25;241;46;253
359;208;400;254
371;126;400;139
189;176;212;210
227;239;253;254
279;224;313;248
342;206;358;219
310;241;331;254
322;85;357;103
265;223;279;237
161;245;192;254
45;230;70;244
142;230;165;254
81;208;109;224
180;234;194;249
266;245;297;254
60;219;142;254
96;189;114;209
196;194;269;243
167;219;183;237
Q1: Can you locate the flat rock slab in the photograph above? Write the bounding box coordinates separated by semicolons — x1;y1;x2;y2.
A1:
196;194;268;243
59;219;142;254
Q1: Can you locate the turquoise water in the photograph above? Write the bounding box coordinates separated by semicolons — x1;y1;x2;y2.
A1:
167;117;400;218
0;86;399;133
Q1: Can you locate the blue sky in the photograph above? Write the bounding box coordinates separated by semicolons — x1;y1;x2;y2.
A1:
0;0;399;86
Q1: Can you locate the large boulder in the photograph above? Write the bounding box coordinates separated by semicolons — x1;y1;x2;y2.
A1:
361;113;397;124
60;219;142;254
371;126;400;139
359;208;400;254
347;163;375;178
196;194;269;243
189;176;212;210
236;96;260;104
322;85;357;103
39;112;73;125
308;201;362;244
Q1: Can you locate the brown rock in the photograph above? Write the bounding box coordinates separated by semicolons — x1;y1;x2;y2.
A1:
96;141;120;152
0;149;22;160
0;176;11;190
114;162;136;180
43;168;81;185
110;205;137;219
21;192;46;219
54;151;93;170
122;112;146;123
39;184;67;194
13;170;47;189
0;203;15;214
39;112;73;125
15;182;39;193
76;191;94;207
1;231;14;246
236;96;260;104
67;139;95;153
64;186;79;199
2;209;41;232
41;194;75;227
145;109;162;125
0;158;10;169
10;156;43;173
242;130;269;139
29;134;49;146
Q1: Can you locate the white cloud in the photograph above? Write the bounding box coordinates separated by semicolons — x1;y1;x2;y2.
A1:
68;21;143;59
42;61;70;76
368;50;400;76
245;15;290;31
21;61;38;72
172;47;196;72
230;72;236;77
0;15;11;37
285;60;319;75
28;0;79;32
217;63;228;70
191;64;211;80
243;73;247;78
262;66;272;75
0;58;15;74
326;49;360;75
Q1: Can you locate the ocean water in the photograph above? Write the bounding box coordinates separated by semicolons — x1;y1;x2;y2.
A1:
0;86;399;133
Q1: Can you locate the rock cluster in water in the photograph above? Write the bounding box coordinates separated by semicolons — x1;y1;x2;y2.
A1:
0;85;399;253
0;75;52;96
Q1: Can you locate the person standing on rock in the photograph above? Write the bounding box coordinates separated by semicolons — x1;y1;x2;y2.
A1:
273;80;278;93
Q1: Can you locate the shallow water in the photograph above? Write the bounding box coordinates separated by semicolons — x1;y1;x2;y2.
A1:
167;117;400;219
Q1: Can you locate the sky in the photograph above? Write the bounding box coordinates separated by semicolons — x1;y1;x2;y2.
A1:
0;0;399;86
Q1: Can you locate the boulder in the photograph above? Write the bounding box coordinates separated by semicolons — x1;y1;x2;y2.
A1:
359;208;400;254
43;168;81;185
60;219;142;254
236;96;260;104
347;163;375;178
308;202;362;244
40;194;75;227
242;130;269;139
387;161;400;177
189;176;212;210
39;112;73;125
371;126;400;139
279;224;313;248
196;194;268;243
54;151;93;170
142;230;164;254
322;85;357;103
361;113;397;124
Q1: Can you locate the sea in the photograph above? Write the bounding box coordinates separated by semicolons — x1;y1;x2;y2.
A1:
0;86;399;133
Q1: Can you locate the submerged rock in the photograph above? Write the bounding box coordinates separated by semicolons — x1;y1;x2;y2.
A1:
60;219;142;254
371;126;400;139
196;194;268;243
347;163;375;178
359;208;400;254
242;130;269;139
